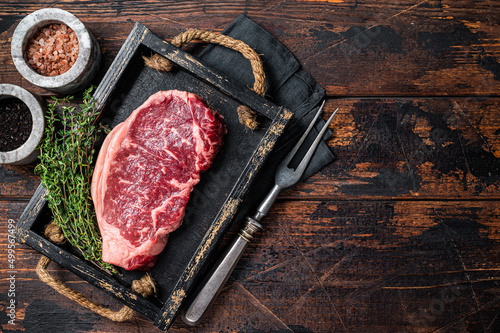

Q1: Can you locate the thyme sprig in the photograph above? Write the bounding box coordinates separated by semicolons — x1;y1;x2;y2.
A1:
35;86;113;271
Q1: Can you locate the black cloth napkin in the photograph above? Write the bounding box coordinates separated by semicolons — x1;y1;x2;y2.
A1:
198;14;335;219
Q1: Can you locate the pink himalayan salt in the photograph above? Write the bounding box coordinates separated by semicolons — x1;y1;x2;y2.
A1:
26;23;79;77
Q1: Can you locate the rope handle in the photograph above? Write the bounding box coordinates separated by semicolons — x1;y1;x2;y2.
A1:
37;222;156;322
143;29;266;130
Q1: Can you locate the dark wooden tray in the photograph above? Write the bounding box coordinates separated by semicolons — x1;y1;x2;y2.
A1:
15;22;292;331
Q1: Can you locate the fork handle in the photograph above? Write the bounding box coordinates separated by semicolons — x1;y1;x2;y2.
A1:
182;218;262;326
255;184;282;221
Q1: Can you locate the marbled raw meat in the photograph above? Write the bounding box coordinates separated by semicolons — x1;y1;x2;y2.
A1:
91;90;225;270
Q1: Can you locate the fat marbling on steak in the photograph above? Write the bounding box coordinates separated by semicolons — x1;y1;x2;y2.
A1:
91;90;225;270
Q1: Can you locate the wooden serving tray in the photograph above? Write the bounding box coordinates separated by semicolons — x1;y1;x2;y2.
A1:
15;22;292;331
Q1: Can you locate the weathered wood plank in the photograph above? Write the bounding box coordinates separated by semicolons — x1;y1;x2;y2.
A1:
3;97;500;201
1;1;500;97
285;98;500;200
218;199;500;332
4;199;500;332
1;1;499;332
0;164;39;199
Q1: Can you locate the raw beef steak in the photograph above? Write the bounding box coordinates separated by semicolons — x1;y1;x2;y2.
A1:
91;90;225;270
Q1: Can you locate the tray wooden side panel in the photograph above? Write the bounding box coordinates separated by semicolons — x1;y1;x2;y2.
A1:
93;22;150;116
142;33;282;120
155;107;292;330
15;184;48;242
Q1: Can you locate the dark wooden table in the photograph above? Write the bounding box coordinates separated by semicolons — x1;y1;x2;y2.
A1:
2;1;500;332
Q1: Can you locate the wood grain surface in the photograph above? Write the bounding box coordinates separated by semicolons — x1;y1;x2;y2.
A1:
1;0;500;332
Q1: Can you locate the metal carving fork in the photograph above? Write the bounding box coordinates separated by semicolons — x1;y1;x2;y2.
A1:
182;101;338;326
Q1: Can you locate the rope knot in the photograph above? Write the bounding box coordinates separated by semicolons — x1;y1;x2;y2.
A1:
237;105;258;130
132;274;156;297
44;220;66;244
143;29;265;130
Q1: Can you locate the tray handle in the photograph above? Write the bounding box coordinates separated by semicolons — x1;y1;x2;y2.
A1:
143;29;266;130
36;222;156;322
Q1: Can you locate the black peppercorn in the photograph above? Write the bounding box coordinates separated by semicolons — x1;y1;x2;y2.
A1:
0;98;33;151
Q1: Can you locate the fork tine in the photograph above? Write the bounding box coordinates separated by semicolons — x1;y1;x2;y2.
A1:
283;100;326;165
295;107;339;175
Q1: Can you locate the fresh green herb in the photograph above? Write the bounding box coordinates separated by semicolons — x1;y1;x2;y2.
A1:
35;86;113;271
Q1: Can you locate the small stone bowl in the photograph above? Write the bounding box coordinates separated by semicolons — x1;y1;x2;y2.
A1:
11;8;101;94
0;84;45;165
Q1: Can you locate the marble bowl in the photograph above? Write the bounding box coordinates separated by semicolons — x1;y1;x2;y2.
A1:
0;84;45;165
11;8;101;94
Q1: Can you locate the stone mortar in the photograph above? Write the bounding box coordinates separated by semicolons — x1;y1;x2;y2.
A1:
11;8;101;94
0;84;45;165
